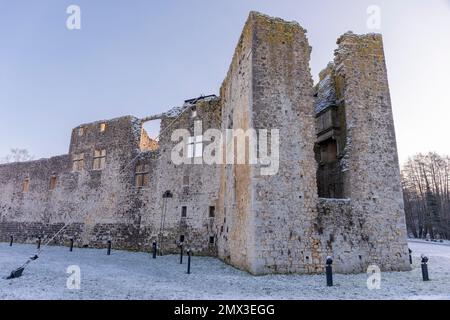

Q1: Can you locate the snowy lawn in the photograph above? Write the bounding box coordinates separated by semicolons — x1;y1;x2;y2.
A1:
0;240;449;300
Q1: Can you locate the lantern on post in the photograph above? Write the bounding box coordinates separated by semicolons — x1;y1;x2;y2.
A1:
158;190;173;256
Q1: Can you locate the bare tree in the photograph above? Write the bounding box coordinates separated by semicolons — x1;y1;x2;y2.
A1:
0;148;34;164
402;152;450;240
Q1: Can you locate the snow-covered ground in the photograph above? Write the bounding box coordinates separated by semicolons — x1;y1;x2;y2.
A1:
0;240;449;300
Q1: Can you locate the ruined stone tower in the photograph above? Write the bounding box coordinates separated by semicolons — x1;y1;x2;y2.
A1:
216;13;322;274
0;12;410;274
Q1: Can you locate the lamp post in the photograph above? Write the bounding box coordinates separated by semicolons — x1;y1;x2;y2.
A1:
159;190;173;256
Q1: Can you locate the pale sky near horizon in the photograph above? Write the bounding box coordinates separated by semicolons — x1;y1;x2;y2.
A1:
0;0;449;165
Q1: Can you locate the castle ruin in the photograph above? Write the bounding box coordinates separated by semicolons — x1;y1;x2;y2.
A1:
0;12;411;274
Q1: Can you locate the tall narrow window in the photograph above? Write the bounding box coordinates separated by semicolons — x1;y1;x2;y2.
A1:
49;176;57;190
181;206;187;218
179;235;185;243
209;236;215;244
100;123;107;132
135;163;149;188
22;178;30;193
187;135;203;158
93;149;106;170
72;153;84;171
209;206;215;218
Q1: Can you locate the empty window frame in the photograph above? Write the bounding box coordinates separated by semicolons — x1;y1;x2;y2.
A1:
135;163;149;188
187;135;203;158
22;178;30;193
181;206;187;218
93;149;106;170
191;107;197;118
72;153;85;171
209;236;215;244
209;206;215;218
179;235;185;243
49;176;57;190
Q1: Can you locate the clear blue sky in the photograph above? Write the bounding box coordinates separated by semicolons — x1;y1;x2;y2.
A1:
1;0;449;164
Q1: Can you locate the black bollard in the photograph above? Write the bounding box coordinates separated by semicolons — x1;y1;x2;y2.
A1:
421;255;429;281
180;243;184;264
9;235;13;246
409;248;413;264
37;237;41;250
325;256;333;287
69;238;74;252
187;249;191;274
107;240;112;256
152;241;157;259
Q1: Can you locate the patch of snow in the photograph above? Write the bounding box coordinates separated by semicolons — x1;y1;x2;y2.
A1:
319;198;351;202
0;241;449;300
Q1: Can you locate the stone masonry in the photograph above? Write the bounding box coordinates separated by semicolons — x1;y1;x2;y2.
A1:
0;12;411;274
